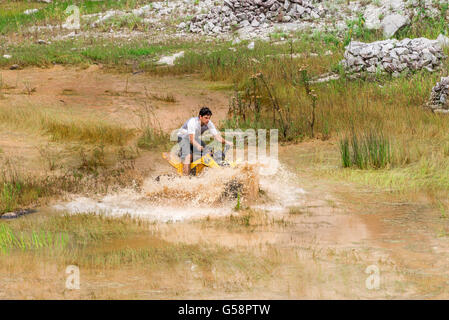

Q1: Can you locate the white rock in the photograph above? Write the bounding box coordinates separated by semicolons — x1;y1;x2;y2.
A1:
232;38;241;45
156;51;185;66
367;65;377;73
3;54;11;59
363;5;382;30
240;20;250;27
434;109;449;114
247;41;255;50
23;8;39;15
310;73;340;83
296;5;305;15
360;46;374;58
381;14;410;38
1;212;17;219
310;11;320;19
388;0;405;11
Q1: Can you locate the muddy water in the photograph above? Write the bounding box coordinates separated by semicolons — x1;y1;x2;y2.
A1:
50;151;449;298
4;65;448;297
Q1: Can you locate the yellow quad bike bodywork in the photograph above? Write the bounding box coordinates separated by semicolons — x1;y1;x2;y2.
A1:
162;145;236;176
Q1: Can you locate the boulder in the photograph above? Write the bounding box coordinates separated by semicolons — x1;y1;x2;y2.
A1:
381;14;410;38
363;5;382;30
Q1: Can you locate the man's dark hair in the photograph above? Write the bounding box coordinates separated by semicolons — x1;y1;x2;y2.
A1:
199;107;212;117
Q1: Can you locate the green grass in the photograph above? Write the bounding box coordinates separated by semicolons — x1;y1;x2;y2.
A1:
0;38;196;69
0;159;46;215
0;212;143;252
16;213;149;246
395;4;449;40
0;223;67;253
340;131;392;169
326;156;449;195
343;13;384;45
0;0;152;35
0;181;43;214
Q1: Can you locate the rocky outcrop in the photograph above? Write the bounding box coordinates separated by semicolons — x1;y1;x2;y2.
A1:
364;0;443;37
342;38;446;76
185;0;326;34
427;77;449;114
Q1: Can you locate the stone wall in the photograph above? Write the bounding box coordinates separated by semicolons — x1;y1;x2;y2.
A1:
185;0;325;34
342;38;446;76
427;77;449;114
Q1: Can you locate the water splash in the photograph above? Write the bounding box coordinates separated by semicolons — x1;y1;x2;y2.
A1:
255;156;307;212
54;157;306;221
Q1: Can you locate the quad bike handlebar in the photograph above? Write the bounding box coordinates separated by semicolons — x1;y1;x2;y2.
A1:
202;143;230;154
202;144;231;165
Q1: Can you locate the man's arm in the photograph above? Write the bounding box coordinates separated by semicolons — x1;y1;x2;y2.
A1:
208;121;232;146
214;132;233;145
190;134;204;150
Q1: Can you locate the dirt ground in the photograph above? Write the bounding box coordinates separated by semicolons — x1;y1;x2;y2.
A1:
0;65;230;172
2;66;449;299
0;65;230;130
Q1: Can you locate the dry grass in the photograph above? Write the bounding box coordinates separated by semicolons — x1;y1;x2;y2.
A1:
150;92;177;103
0;146;142;215
0;104;135;145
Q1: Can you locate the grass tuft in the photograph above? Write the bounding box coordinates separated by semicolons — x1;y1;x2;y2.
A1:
340;131;392;170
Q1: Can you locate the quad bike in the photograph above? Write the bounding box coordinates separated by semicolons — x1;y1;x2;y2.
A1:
162;144;236;176
160;144;258;201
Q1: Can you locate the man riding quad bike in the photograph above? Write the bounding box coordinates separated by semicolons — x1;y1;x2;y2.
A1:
164;107;233;176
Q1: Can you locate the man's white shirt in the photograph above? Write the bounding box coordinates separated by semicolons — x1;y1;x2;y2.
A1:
177;117;218;139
